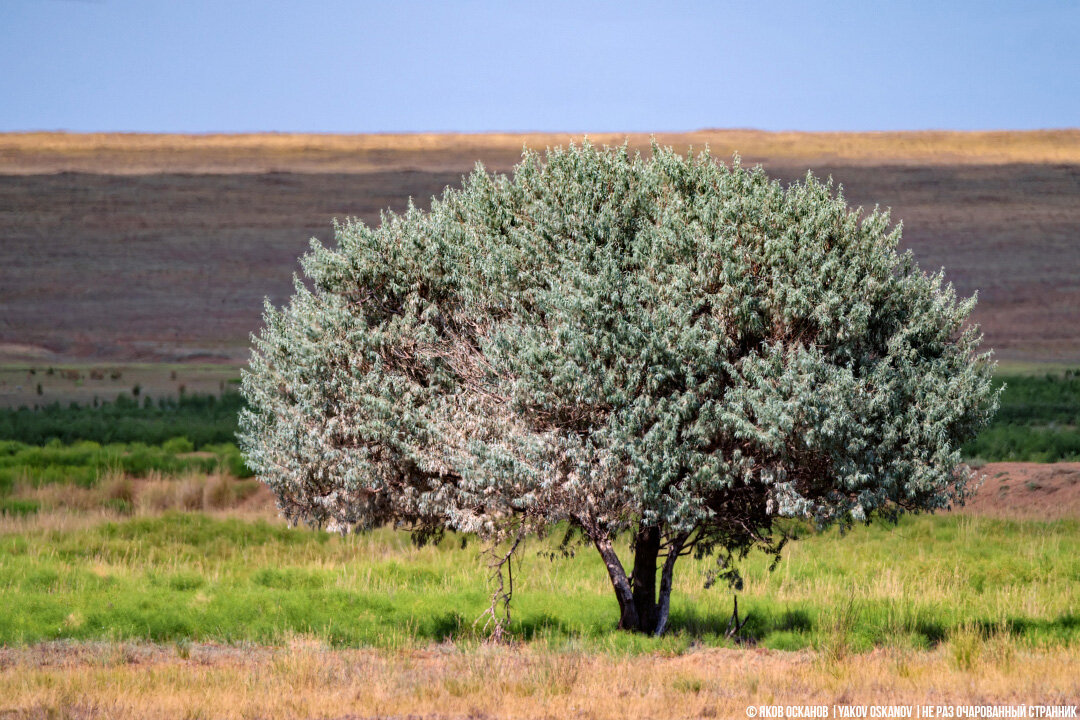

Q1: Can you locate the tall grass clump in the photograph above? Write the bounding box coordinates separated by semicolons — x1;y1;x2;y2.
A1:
0;439;252;500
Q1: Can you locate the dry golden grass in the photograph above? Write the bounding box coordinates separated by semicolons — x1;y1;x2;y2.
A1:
2;129;1078;174
0;640;1076;719
130;471;264;513
0;472;276;535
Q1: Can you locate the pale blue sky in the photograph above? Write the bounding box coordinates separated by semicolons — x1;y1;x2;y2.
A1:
1;0;1077;133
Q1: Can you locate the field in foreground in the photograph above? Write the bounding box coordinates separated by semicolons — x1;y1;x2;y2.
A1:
1;504;1078;718
3;641;1078;719
1;469;1077;718
0;379;1075;715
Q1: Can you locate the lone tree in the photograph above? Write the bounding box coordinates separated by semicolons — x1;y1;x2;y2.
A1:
240;142;998;635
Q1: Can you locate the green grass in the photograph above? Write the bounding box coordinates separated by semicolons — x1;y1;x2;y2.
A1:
0;439;251;498
0;512;1075;653
0;497;40;516
963;425;1080;463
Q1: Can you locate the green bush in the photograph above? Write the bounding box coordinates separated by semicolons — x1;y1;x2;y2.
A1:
162;436;195;454
961;370;1080;462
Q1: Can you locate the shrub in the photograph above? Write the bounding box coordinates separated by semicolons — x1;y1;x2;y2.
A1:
242;142;997;634
162;437;195;454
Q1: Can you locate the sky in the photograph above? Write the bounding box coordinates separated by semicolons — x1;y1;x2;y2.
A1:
1;0;1077;133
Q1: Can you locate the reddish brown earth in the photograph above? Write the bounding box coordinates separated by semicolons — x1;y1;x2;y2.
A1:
961;462;1080;519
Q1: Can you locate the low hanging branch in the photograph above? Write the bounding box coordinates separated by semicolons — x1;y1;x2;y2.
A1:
725;595;751;640
475;531;525;643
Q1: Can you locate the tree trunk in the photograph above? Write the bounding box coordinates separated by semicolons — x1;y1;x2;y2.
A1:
592;536;639;630
654;533;687;636
630;525;660;633
591;526;684;634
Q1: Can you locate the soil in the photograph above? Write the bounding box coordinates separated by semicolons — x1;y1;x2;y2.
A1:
960;462;1080;519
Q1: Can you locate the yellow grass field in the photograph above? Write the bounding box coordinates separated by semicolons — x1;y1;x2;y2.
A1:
2;129;1079;174
2;641;1077;719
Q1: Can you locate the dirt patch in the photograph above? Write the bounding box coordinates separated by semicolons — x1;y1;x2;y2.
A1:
960;462;1080;519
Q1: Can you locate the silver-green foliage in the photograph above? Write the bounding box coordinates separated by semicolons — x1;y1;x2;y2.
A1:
239;142;997;633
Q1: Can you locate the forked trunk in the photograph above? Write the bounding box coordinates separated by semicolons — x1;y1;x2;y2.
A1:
593;525;682;634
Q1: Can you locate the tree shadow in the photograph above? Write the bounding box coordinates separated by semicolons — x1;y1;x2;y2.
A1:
421;604;1079;648
659;605;1078;648
969;612;1079;641
514;612;574;641
664;603;813;641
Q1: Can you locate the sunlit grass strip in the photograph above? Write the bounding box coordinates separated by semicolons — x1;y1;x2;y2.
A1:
4;129;1079;173
0;513;1075;651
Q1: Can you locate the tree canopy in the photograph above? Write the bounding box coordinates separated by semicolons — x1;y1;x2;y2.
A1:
239;142;998;635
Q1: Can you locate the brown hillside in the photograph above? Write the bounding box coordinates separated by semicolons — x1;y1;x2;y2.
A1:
1;130;1078;367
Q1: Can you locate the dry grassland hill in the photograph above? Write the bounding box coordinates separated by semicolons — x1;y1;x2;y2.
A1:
1;130;1078;366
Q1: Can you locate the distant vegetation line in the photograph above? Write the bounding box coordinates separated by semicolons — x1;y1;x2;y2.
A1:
0;393;252;505
0;371;1077;465
964;371;1080;463
0;392;244;448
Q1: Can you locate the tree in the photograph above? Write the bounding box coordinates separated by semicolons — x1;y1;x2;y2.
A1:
239;142;998;635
